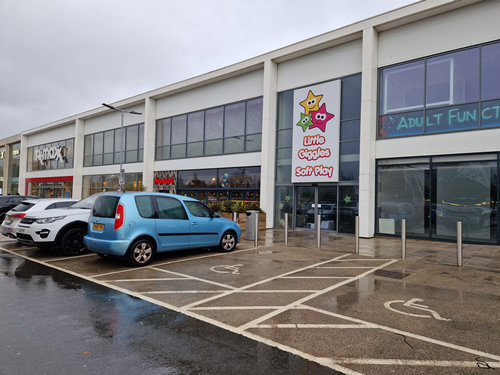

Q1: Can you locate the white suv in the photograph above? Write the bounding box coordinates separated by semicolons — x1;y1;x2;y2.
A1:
16;194;101;256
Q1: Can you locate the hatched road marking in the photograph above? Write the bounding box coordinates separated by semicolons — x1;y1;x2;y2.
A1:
2;244;499;374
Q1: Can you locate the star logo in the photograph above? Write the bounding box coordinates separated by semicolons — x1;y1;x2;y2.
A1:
296;113;313;132
344;195;351;204
309;103;334;133
299;90;323;115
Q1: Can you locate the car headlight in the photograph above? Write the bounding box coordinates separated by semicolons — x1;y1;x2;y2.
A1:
34;216;66;224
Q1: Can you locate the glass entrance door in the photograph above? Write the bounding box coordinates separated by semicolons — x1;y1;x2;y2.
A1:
295;186;338;231
296;186;315;229
318;186;337;231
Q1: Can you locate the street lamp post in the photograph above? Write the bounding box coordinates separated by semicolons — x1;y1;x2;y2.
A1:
102;103;142;191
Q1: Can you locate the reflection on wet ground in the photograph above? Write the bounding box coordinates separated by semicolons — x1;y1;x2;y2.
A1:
1;230;500;374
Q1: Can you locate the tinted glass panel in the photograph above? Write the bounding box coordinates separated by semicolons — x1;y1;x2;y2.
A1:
188;111;204;142
205;107;223;140
341;74;361;120
380;60;424;114
224;102;245;137
171;115;187;144
426;48;479;107
178;169;217;188
482;42;500;101
278;91;294;129
340;119;360;141
246;98;263;134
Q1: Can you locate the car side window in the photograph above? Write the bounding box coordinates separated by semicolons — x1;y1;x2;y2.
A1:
184;201;212;218
56;202;75;208
135;196;155;218
46;203;57;210
155;197;187;220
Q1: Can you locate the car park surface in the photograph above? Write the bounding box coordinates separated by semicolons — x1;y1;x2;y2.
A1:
1;198;78;239
2;231;499;374
84;192;241;266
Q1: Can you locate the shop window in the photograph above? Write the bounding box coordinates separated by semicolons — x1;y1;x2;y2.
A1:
379;41;500;138
155;97;262;160
83;124;144;167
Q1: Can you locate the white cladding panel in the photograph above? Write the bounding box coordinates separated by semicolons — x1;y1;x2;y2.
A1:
277;39;362;92
85;105;145;135
376;128;500;159
378;1;500;67
156;70;264;119
26;124;75;147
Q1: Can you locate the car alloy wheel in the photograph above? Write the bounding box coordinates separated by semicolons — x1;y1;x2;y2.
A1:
219;231;236;252
128;239;155;266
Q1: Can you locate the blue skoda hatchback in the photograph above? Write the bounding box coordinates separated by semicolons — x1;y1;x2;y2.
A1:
83;192;241;266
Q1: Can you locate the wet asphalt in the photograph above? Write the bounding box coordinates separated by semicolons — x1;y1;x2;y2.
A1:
1;232;500;375
0;250;340;375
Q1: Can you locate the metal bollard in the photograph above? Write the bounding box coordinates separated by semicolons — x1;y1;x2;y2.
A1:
355;216;359;254
457;221;462;267
254;212;259;248
232;212;237;222
317;214;321;249
401;219;406;259
284;214;289;246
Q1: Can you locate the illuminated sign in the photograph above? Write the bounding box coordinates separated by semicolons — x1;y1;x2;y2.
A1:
154;177;175;184
291;80;340;183
35;145;67;165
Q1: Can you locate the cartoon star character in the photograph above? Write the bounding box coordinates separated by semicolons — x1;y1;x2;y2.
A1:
299;90;323;115
296;113;313;132
309;103;334;133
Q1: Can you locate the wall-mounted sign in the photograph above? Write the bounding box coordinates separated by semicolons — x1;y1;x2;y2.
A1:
153;171;177;193
291;80;341;183
0;149;20;160
35;145;67;165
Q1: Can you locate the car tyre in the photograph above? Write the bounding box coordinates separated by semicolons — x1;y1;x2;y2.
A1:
219;231;237;252
127;239;155;266
60;227;88;256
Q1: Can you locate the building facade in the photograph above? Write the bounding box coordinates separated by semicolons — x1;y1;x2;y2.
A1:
2;0;499;244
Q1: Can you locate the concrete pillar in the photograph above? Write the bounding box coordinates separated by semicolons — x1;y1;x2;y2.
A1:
143;97;156;191
358;27;379;238
18;135;28;194
72;118;85;198
260;59;278;228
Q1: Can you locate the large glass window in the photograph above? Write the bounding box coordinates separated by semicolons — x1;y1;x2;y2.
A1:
379;41;500;138
377;154;498;244
82;173;143;198
156;97;262;160
84;124;144;167
176;167;261;204
27;138;75;171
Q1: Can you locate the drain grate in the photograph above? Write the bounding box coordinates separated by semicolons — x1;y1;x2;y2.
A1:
374;269;411;279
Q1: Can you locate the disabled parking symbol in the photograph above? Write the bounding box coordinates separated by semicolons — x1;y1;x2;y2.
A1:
384;298;451;321
210;264;243;274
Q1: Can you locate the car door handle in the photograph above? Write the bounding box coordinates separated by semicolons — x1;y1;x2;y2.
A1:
192;221;198;226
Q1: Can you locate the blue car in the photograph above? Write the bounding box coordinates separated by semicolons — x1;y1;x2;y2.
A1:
84;192;241;266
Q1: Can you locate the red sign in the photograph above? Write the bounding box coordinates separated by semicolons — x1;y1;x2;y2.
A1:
155;177;174;184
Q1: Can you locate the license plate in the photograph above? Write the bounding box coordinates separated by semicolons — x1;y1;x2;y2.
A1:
6;215;12;222
18;228;25;233
92;223;105;231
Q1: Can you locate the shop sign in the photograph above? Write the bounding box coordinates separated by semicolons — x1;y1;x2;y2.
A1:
291;80;340;183
380;99;500;137
35;145;67;165
0;149;20;160
154;177;174;184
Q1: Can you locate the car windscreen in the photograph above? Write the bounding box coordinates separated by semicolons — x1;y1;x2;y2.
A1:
92;196;119;218
12;202;36;212
69;194;101;209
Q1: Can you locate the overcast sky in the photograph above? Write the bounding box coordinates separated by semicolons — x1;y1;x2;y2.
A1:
0;0;418;139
